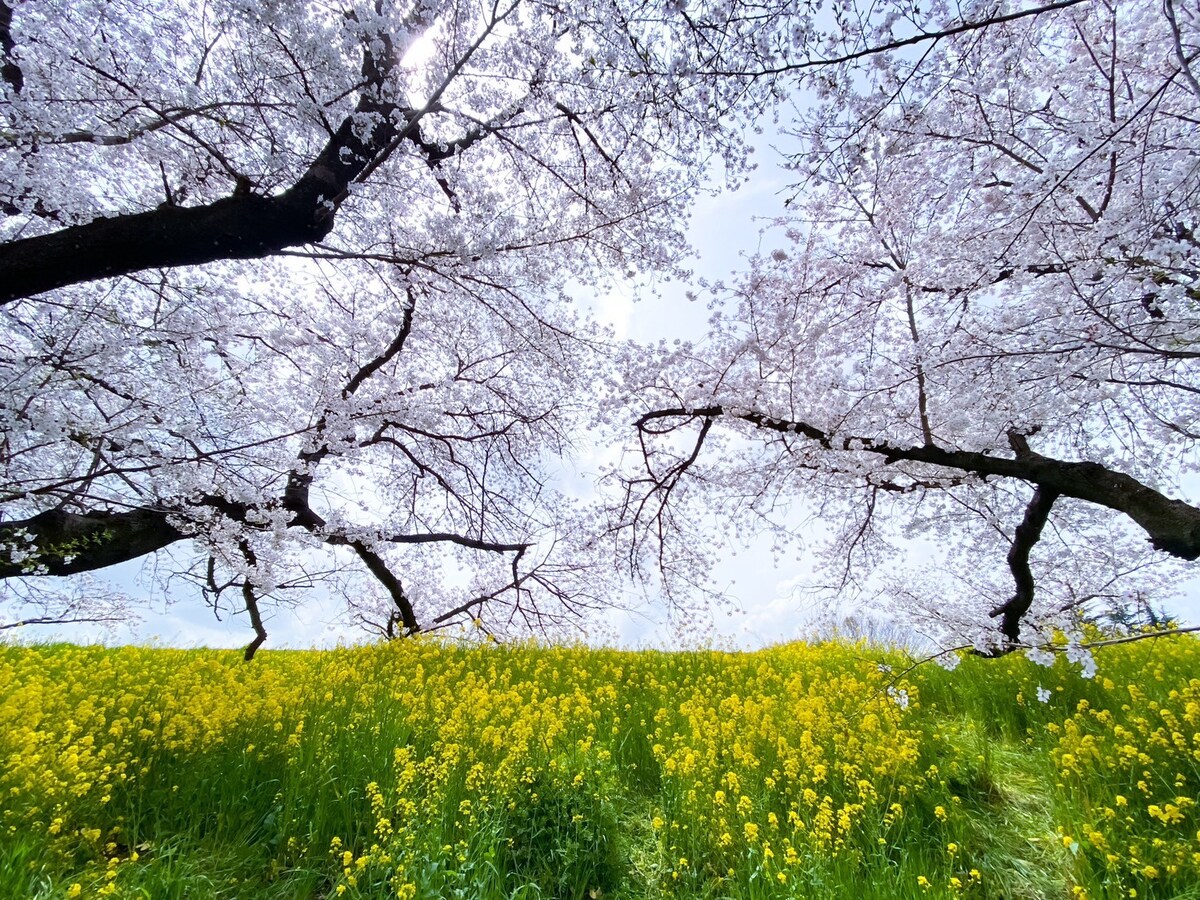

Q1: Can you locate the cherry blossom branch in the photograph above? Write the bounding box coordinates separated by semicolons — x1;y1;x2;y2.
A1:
0;5;508;305
694;0;1090;78
239;540;268;661
633;406;1200;560
350;0;520;186
988;485;1060;645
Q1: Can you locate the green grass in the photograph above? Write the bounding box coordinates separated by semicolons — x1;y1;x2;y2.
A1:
1;635;1197;899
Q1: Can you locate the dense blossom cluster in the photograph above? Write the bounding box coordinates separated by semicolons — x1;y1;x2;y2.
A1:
1;636;1196;897
0;0;771;640
4;0;1194;649
615;0;1200;649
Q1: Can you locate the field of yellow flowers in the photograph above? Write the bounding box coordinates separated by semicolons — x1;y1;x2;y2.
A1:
1;635;1197;899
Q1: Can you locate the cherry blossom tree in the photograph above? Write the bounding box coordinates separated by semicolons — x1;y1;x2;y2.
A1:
5;0;1179;657
615;0;1200;654
1;0;788;653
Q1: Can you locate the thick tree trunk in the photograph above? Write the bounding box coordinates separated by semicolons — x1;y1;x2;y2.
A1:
0;508;187;577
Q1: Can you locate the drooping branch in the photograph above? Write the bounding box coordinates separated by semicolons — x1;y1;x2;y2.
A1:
430;544;529;627
348;540;418;635
988;486;1060;645
1;294;531;639
635;406;1200;560
0;613;113;630
282;289;419;528
239;540;268;661
0;492;517;647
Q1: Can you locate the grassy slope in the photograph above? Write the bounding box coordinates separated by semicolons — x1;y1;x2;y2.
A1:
0;635;1197;900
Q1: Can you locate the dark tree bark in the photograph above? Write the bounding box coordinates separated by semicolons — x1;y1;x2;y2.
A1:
0;507;186;578
0;8;421;307
0;0;21;94
637;406;1200;561
989;487;1060;644
349;541;419;634
0;103;408;305
238;540;268;661
0;186;333;305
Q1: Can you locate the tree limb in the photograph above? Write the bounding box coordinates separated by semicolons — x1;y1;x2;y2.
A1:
0;614;118;631
696;0;1090;78
637;406;1200;560
0;20;409;305
988;486;1060;644
0;107;405;305
239;540;267;661
0;507;186;578
348;540;418;634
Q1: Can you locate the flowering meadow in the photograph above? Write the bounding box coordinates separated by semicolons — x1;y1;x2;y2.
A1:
1;636;1197;899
